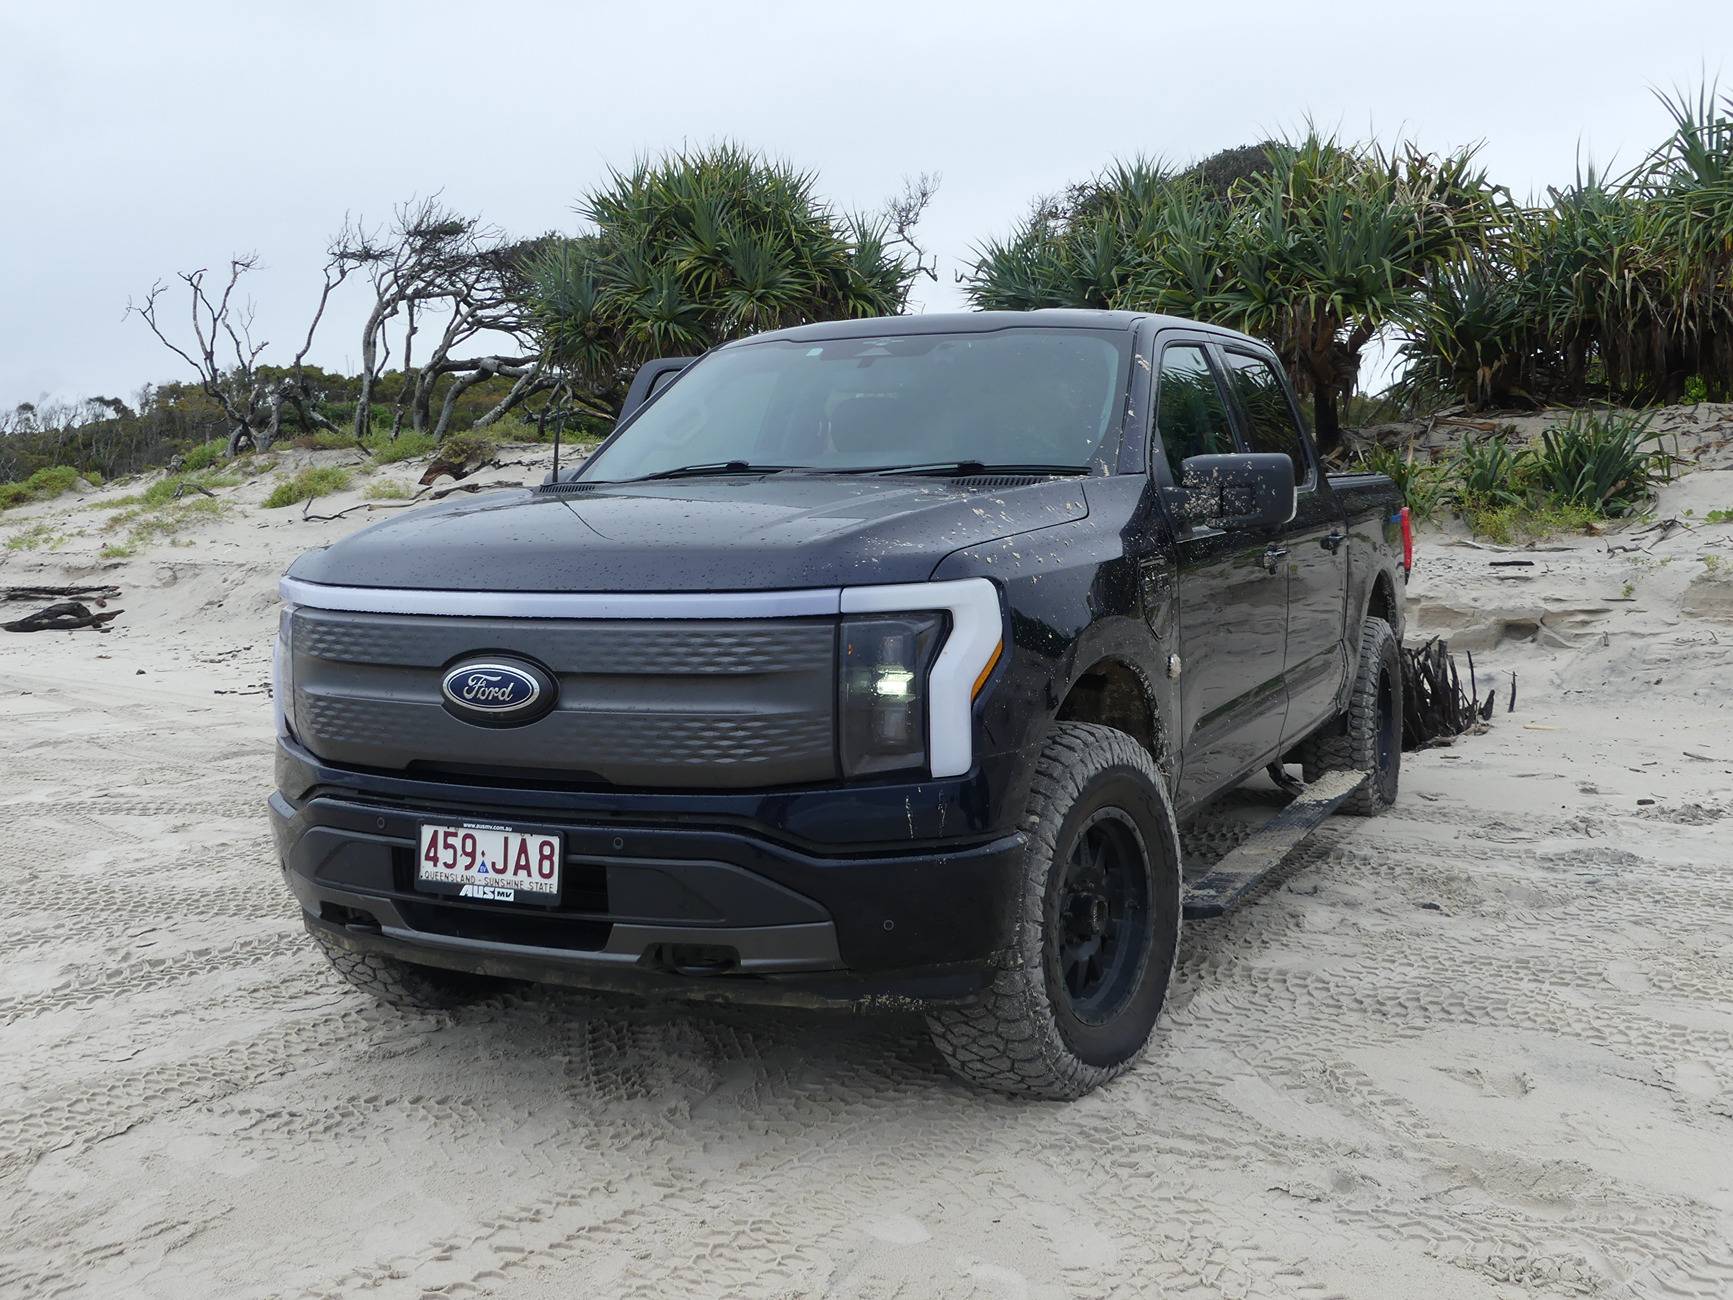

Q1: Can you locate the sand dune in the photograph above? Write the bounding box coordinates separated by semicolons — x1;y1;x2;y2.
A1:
2;426;1731;1298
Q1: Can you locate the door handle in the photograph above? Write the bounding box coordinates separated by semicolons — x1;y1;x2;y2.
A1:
1321;531;1348;553
1261;545;1289;574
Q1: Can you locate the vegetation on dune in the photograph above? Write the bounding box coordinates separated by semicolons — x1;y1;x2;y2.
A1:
0;464;90;511
4;522;68;551
1385;407;1680;540
3;88;1731;499
99;493;229;552
263;466;353;509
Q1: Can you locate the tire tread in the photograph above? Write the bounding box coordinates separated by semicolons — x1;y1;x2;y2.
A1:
925;722;1182;1100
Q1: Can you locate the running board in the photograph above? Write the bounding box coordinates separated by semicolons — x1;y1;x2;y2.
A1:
1181;769;1368;918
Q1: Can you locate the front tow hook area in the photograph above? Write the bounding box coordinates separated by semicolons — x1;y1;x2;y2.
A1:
641;943;741;976
321;902;383;936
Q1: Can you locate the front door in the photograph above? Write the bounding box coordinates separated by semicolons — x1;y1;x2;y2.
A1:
1218;349;1349;747
1151;340;1289;812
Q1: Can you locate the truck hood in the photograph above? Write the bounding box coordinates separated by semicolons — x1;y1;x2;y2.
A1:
285;474;1090;593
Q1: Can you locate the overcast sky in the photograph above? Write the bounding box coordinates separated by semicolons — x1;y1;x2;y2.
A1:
3;0;1729;410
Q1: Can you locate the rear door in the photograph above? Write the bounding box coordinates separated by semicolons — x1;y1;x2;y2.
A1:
1151;337;1289;810
1218;348;1349;748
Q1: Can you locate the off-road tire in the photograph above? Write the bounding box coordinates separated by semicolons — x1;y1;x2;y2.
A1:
1299;616;1401;815
925;722;1183;1100
310;928;499;1011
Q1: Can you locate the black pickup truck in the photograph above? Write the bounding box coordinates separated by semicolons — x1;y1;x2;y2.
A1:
271;310;1410;1098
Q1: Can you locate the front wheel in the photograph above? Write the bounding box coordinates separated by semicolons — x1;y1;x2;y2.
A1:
926;722;1182;1100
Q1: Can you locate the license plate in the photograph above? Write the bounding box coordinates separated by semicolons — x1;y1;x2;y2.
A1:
416;822;561;906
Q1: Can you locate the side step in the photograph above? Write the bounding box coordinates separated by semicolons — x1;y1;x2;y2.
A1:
1181;769;1368;918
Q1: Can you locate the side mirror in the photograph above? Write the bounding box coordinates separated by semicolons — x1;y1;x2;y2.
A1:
1177;453;1296;531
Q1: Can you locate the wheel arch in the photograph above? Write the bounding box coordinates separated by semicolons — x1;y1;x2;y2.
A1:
1364;566;1402;640
1052;654;1170;772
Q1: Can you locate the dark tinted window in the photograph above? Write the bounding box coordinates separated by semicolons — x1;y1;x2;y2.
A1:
1153;345;1235;478
1222;352;1309;483
583;329;1130;481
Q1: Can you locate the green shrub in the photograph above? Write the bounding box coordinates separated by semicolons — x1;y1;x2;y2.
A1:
137;468;242;508
364;480;413;501
1460;497;1599;545
0;464;87;511
1449;434;1529;509
1683;375;1710;403
25;465;83;496
1528;408;1674;517
180;439;228;472
436;430;501;465
263;466;352;508
365;429;438;464
1353;442;1445;520
1704;507;1733;525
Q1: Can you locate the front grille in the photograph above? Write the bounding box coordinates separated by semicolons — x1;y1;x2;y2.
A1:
290;608;838;789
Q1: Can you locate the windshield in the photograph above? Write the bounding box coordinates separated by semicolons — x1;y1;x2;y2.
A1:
580;327;1131;482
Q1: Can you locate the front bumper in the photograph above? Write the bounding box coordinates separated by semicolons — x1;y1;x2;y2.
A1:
272;741;1026;1009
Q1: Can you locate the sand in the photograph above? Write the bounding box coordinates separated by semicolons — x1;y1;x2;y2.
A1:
1;421;1731;1298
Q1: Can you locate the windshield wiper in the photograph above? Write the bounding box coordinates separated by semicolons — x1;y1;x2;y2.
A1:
854;461;1091;478
628;460;796;482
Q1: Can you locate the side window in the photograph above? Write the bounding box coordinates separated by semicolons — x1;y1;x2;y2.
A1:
1221;352;1311;485
1153;344;1236;479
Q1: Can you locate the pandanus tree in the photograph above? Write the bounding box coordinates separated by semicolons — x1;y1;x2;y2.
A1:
965;137;1503;453
527;145;931;407
1401;82;1733;409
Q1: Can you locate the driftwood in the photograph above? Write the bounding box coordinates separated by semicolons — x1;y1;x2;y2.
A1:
1401;637;1487;749
3;601;123;633
299;479;527;523
3;584;122;604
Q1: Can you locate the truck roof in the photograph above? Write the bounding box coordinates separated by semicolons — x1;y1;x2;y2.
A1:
733;309;1264;347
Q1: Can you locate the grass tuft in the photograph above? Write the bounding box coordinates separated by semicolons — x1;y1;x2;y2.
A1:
4;522;66;551
263;466;352;509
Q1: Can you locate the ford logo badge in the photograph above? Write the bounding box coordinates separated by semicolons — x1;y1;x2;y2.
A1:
439;658;555;726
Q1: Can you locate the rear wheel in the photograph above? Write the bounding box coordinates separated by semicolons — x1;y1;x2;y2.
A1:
926;722;1182;1099
1299;616;1402;815
309;929;501;1011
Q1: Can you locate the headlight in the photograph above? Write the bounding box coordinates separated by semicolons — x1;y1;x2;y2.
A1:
273;605;296;739
838;613;945;777
836;578;1006;780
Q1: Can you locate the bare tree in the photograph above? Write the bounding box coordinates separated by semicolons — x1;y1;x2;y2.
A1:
336;198;549;443
886;173;942;284
129;251;354;454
